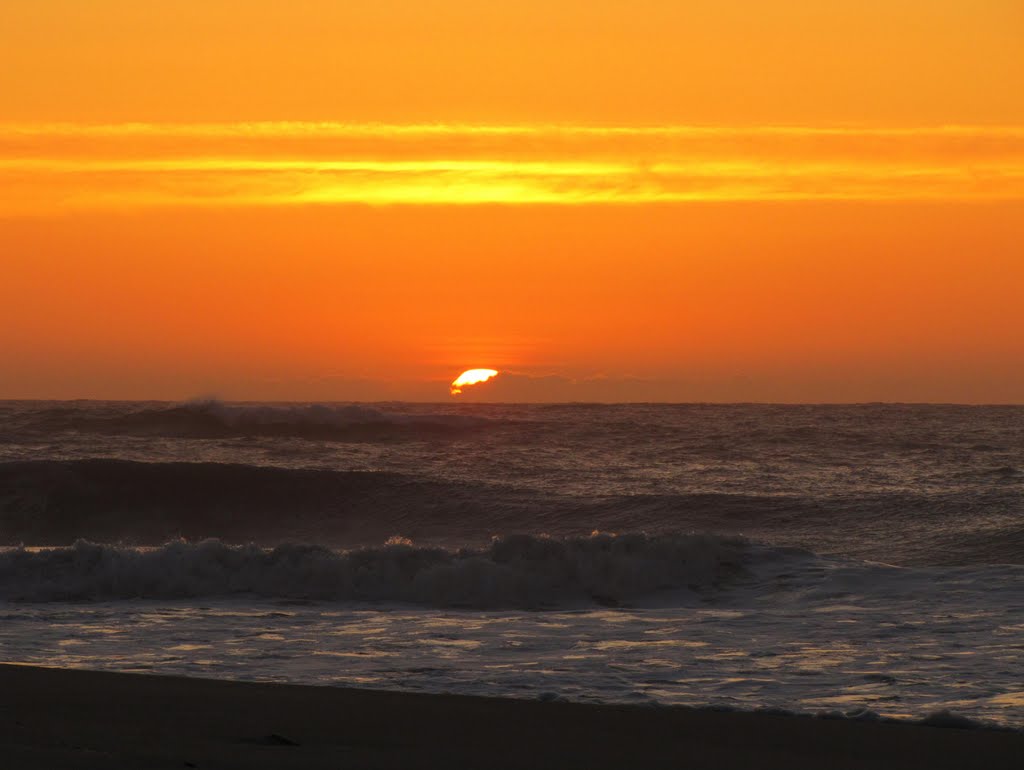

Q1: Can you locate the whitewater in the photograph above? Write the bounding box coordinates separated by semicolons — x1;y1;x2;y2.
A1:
0;401;1022;726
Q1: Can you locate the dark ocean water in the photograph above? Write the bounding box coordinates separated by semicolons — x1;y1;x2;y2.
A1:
1;401;1022;724
2;400;1022;562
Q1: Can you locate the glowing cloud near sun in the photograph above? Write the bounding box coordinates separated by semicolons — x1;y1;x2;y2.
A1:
451;368;499;395
4;123;1024;213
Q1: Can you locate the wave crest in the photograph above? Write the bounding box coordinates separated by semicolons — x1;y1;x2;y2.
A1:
0;533;773;607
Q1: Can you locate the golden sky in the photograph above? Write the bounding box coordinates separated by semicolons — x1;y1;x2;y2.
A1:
1;1;1022;401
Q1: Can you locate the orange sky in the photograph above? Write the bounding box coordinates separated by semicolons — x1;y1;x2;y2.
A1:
1;1;1022;402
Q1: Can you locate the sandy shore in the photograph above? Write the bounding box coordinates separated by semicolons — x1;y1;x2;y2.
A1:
1;664;1021;769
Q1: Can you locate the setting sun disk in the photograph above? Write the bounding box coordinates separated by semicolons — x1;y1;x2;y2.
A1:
451;369;499;395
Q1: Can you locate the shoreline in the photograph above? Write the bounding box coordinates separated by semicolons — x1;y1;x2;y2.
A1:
2;664;1023;769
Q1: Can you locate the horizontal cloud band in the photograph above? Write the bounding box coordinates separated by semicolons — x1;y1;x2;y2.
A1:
2;123;1023;210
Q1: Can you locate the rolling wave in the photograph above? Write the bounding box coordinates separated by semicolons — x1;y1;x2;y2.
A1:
0;458;851;548
0;533;784;606
1;459;1020;566
0;459;514;547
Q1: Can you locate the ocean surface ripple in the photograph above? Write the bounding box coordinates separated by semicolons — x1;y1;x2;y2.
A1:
1;401;1022;725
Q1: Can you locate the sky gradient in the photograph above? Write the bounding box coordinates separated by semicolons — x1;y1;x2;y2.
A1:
1;1;1022;402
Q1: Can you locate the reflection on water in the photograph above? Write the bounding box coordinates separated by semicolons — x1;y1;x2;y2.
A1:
1;597;1021;727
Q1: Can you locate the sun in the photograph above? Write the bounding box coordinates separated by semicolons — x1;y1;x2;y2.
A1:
451;368;499;396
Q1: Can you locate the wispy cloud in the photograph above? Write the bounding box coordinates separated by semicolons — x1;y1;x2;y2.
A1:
2;122;1022;212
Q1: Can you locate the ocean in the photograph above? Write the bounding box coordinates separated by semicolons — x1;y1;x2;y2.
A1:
1;400;1021;726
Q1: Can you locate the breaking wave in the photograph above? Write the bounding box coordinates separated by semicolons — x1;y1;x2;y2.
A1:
0;459;539;547
0;533;791;607
2;459;1022;567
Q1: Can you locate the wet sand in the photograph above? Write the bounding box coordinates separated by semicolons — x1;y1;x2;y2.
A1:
1;663;1021;769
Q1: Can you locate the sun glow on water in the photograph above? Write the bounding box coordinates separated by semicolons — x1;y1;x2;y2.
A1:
451;368;499;395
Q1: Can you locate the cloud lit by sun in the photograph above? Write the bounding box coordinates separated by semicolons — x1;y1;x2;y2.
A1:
451;369;499;396
5;123;1024;213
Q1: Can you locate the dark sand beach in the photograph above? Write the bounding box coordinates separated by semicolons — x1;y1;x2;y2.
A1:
2;664;1021;769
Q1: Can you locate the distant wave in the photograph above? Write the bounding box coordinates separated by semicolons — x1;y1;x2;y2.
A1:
9;400;497;441
0;533;788;606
